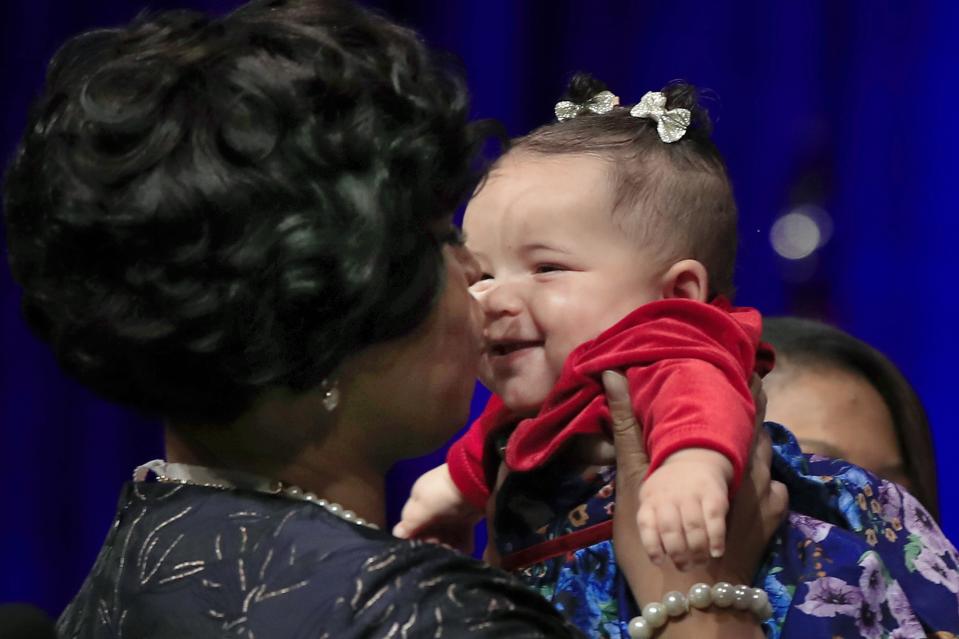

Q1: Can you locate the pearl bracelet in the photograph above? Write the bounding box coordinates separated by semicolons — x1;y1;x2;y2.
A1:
627;582;772;639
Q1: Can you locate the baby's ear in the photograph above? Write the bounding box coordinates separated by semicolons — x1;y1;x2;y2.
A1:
661;259;709;302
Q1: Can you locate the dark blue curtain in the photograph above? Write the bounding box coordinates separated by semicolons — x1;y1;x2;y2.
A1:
2;0;956;618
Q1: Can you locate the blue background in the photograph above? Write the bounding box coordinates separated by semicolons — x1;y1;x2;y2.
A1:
2;0;956;617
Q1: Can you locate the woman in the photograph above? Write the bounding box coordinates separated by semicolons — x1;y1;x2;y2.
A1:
2;0;782;636
762;316;939;519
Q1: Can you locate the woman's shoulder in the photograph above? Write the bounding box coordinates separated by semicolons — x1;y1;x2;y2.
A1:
59;483;582;638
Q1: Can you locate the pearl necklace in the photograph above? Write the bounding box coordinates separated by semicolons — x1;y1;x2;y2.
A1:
133;459;379;530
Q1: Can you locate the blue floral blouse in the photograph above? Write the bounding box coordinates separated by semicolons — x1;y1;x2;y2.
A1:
496;423;959;638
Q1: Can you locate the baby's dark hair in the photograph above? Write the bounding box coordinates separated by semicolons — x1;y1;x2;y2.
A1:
3;0;491;424
512;73;737;297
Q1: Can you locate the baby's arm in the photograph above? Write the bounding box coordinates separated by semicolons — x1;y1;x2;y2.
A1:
625;358;755;569
395;397;507;550
637;448;733;568
393;464;485;553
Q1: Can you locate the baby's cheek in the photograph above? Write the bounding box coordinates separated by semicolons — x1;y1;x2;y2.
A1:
545;336;580;375
548;309;611;363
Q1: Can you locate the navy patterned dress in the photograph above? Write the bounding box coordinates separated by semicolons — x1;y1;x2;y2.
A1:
57;481;586;638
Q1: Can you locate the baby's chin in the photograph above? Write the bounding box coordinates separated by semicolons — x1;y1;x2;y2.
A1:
487;384;548;418
478;364;557;416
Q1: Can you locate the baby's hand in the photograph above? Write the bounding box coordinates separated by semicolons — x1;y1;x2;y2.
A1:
392;464;483;553
637;448;733;569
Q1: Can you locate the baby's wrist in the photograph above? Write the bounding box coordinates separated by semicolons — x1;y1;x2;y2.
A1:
661;448;734;480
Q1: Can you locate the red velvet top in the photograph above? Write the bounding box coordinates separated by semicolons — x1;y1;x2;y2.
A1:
446;298;774;512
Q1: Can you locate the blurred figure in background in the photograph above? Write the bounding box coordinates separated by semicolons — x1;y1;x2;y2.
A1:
763;316;939;520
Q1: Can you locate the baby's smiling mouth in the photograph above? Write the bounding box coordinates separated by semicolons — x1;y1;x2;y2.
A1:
489;340;543;356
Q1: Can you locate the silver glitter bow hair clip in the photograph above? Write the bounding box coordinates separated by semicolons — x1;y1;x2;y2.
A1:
554;90;620;121
629;91;691;143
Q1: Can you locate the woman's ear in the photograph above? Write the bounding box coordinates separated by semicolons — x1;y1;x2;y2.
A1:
661;259;709;302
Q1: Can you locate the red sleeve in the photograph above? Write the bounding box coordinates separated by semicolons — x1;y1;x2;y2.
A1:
446;396;509;512
626;358;754;493
569;299;764;494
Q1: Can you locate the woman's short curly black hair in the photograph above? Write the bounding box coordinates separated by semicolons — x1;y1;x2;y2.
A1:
3;0;491;424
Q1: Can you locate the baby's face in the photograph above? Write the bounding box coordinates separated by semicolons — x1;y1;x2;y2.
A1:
464;152;665;416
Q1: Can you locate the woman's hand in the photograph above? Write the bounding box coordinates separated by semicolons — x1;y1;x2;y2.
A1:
606;370;787;638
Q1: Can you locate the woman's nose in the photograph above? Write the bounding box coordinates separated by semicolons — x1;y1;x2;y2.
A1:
449;244;483;287
459;246;483;287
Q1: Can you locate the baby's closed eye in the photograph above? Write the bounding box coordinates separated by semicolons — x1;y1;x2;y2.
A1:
534;264;567;274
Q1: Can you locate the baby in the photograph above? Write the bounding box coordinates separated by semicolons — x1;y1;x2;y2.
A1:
396;75;771;575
